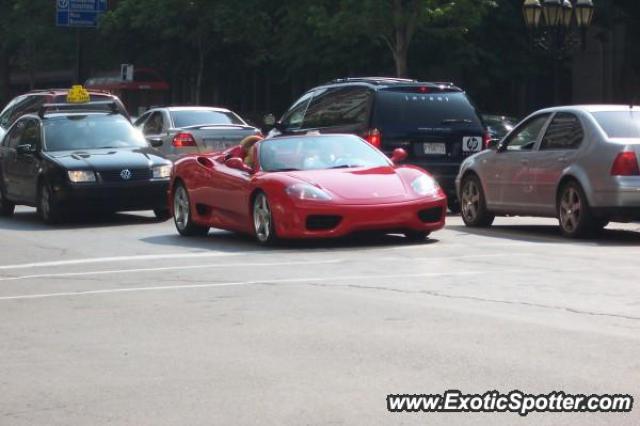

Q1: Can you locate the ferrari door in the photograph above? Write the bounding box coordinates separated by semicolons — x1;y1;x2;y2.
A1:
208;160;253;230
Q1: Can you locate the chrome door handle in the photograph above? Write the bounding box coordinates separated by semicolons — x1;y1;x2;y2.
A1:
558;157;568;163
520;159;529;165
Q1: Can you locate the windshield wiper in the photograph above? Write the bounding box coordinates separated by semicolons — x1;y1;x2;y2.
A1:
441;118;473;124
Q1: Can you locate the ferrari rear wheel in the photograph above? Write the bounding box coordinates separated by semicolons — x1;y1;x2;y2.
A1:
253;192;277;245
173;183;209;236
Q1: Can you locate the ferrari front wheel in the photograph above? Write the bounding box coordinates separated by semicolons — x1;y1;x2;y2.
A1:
173;183;209;236
253;192;277;245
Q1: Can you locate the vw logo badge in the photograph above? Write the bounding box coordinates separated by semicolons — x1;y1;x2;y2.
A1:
120;169;132;180
468;137;480;151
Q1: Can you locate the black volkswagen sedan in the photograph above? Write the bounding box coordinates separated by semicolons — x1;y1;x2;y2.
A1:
0;104;172;223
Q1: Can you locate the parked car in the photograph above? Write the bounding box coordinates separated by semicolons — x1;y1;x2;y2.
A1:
265;77;489;212
0;101;171;223
134;106;261;161
456;105;640;238
0;86;128;141
169;134;447;244
482;114;518;141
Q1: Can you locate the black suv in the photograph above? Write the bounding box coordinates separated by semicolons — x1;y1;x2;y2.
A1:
266;77;488;211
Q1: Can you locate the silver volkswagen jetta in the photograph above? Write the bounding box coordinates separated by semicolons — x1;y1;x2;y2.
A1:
456;105;640;238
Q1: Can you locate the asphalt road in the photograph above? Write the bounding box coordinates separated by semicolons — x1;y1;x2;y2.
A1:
0;207;638;425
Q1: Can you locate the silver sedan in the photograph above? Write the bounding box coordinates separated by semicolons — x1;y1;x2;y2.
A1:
134;106;261;161
456;105;640;237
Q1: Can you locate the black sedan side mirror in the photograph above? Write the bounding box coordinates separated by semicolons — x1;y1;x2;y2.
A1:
16;144;34;155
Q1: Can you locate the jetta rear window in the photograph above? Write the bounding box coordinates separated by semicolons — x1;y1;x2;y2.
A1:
374;91;482;129
592;111;640;138
171;110;244;128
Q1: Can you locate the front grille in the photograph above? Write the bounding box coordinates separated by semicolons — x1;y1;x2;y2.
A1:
306;215;342;231
98;169;152;182
418;207;443;223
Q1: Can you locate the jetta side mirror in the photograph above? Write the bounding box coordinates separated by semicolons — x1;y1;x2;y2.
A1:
390;148;408;163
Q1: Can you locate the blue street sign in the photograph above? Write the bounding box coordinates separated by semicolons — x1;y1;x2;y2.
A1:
56;0;108;28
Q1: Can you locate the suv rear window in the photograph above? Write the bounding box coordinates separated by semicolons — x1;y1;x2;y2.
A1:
592;111;640;138
374;90;482;129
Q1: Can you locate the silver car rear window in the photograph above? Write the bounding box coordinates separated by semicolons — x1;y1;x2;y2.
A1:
592;111;640;138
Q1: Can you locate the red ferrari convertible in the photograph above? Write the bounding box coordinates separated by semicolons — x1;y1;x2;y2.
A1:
169;134;447;244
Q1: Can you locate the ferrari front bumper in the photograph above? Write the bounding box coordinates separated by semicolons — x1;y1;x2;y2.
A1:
273;196;447;239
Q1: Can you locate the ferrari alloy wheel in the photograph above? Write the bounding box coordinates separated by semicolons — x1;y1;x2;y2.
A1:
253;192;276;245
557;181;594;238
173;183;209;236
0;186;15;217
38;182;62;224
461;175;494;227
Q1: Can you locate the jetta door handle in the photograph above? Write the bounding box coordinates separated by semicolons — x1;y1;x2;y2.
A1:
558;157;568;163
520;159;529;165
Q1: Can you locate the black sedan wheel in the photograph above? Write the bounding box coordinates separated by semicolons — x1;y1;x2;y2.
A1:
0;186;15;217
173;183;209;236
404;231;431;242
38;182;62;224
460;175;494;227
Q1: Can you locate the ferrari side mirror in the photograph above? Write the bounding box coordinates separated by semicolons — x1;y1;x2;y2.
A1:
390;148;408;164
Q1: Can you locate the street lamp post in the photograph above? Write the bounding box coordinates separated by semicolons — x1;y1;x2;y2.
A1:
522;0;595;104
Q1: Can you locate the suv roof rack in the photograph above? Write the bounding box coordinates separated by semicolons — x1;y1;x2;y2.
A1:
328;77;419;85
38;101;120;118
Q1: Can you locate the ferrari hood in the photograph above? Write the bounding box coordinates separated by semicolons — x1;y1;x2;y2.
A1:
283;166;413;204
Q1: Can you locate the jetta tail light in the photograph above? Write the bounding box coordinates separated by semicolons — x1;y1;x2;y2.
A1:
172;132;197;148
364;129;382;148
611;151;640;176
483;131;492;150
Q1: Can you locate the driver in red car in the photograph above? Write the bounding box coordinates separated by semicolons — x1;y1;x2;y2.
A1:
227;135;263;167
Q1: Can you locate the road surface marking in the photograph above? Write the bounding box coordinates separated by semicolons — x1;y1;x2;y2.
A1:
0;259;342;282
0;271;485;301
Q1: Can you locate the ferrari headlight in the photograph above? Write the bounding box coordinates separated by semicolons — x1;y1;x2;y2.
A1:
67;170;96;183
411;175;440;196
285;183;332;201
152;165;172;179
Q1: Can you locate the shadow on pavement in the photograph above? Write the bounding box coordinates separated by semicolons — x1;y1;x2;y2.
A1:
0;209;164;231
448;223;640;246
141;230;439;253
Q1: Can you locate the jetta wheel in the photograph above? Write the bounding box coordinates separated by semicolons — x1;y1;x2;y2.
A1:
557;181;594;238
253;192;277;245
0;186;15;217
173;183;209;236
38;182;62;224
460;175;494;227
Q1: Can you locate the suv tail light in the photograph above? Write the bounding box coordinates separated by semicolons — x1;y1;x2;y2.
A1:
483;131;492;150
611;151;640;176
364;129;382;148
172;132;197;148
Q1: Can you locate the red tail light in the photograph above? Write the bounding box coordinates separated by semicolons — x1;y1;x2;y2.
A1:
364;129;382;148
483;131;492;150
172;132;197;148
611;151;640;176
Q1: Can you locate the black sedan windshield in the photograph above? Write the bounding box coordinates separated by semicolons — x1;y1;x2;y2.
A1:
43;114;147;151
259;135;390;172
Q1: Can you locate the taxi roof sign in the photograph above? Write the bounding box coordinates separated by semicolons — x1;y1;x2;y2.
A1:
67;85;90;103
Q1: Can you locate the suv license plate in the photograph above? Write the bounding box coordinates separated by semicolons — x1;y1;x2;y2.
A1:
423;143;446;155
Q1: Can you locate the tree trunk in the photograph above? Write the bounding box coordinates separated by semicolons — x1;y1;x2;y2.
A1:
0;51;10;105
195;39;204;105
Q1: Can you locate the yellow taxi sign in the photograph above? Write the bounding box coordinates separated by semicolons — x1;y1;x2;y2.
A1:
67;85;90;103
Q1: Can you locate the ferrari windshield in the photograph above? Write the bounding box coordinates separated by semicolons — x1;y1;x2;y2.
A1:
259;135;390;172
44;114;147;151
